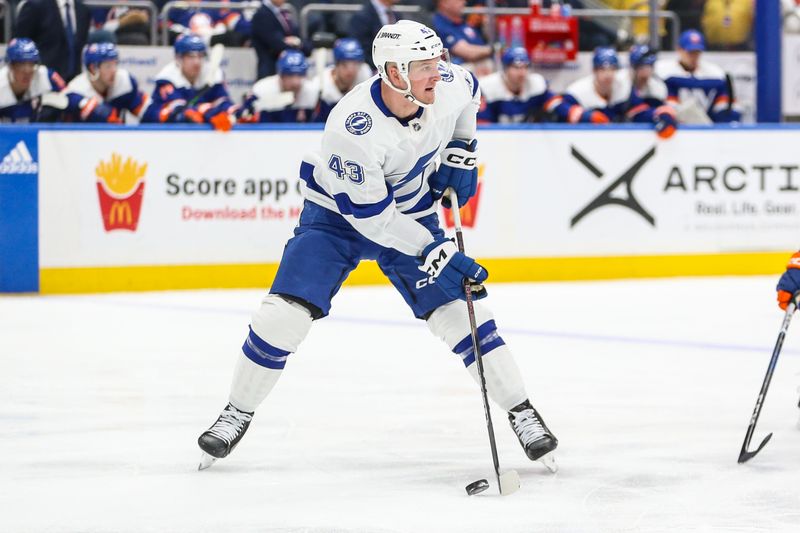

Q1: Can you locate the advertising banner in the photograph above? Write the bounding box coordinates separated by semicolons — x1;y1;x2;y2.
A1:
38;130;318;269
463;129;800;258
38;127;800;276
0;128;40;292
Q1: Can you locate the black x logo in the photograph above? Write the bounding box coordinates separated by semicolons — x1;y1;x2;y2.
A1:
570;146;657;228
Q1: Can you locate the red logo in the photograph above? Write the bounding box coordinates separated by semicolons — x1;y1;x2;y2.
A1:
95;153;147;232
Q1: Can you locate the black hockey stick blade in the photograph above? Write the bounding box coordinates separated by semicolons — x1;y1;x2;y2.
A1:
738;432;772;463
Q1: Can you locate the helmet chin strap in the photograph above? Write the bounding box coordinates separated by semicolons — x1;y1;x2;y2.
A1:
385;71;431;108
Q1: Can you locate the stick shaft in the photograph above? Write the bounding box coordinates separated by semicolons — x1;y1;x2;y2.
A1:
738;299;797;461
447;191;502;487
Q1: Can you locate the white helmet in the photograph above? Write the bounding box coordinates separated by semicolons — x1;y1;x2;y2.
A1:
372;20;448;107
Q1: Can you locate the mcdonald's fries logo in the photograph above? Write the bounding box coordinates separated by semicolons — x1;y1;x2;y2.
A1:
95;153;147;232
443;164;484;229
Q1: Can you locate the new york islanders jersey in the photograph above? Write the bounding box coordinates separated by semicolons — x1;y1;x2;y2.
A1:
250;74;319;123
654;58;740;122
615;69;669;123
142;62;232;123
299;63;480;256
477;71;561;123
0;65;65;123
314;64;374;122
64;68;148;123
560;74;631;123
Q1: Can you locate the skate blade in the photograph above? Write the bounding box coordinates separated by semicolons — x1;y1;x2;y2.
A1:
198;452;218;471
538;452;558;474
498;470;520;496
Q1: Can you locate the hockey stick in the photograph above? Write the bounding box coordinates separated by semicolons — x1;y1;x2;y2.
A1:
447;189;520;497
738;295;799;463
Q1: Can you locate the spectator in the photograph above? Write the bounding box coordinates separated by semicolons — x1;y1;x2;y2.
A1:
242;49;318;123
432;0;492;69
620;44;677;138
0;38;65;123
349;0;401;69
477;46;562;123
701;0;753;50
314;38;373;122
90;7;152;45
14;0;91;82
252;0;305;79
56;43;149;124
654;29;741;123
167;0;251;47
141;34;237;131
603;0;668;46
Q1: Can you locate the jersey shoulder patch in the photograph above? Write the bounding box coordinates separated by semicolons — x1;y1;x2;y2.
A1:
344;111;372;135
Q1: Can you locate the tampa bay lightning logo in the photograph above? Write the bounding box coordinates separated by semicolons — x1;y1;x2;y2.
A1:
438;63;454;82
345;112;372;135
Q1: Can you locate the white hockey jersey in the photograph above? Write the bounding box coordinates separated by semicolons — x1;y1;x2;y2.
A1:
65;67;148;121
477;71;560;123
251;74;319;122
299;63;480;256
654;58;738;122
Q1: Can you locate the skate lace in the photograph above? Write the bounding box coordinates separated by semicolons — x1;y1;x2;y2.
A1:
208;408;252;444
512;409;546;445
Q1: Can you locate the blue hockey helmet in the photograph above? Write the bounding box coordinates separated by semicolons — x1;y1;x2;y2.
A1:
679;29;706;52
592;47;619;69
277;49;308;75
84;42;119;69
629;44;656;68
5;38;40;64
174;33;207;56
333;38;365;63
501;46;530;68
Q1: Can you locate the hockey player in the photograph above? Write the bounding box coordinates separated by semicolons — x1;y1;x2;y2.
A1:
557;47;625;124
654;29;741;124
142;34;236;131
60;43;149;124
197;20;558;472
313;38;373;123
777;252;800;311
620;44;677;139
558;46;667;128
476;46;562;124
0;38;65;123
244;49;318;123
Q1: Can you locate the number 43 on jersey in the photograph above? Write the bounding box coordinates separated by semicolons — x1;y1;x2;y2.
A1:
328;154;365;185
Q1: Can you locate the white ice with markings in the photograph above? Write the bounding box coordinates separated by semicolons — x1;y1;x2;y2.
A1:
2;276;800;532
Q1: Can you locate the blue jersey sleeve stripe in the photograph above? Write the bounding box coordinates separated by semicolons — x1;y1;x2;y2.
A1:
469;71;479;97
401;191;434;214
299;161;334;199
334;183;394;219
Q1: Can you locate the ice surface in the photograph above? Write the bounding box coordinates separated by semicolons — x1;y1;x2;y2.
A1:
2;276;800;532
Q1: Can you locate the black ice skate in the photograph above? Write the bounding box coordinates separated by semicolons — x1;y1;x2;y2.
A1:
197;403;253;470
508;400;558;473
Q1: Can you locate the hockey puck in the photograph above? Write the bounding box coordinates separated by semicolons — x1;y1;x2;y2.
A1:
465;478;489;496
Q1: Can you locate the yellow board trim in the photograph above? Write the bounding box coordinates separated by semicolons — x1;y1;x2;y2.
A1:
38;251;789;294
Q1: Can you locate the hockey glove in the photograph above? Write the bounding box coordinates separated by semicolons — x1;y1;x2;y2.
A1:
429;139;478;208
208;110;234;131
777;251;800;310
418;238;488;301
581;110;610;124
654;105;677;139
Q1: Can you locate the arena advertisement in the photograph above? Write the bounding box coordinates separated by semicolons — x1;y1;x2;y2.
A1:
472;128;800;257
38;129;318;269
37;127;799;276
